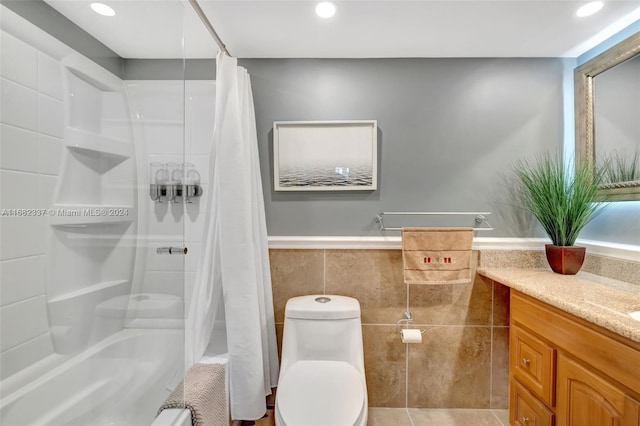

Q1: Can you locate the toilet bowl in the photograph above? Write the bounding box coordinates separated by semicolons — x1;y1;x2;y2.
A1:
275;295;368;426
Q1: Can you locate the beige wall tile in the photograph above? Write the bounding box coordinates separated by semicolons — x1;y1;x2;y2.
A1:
408;276;492;326
408;408;503;425
471;249;479;271
275;323;284;367
269;249;324;322
325;250;406;324
491;328;509;409
492;281;510;326
367;408;413;426
269;248;518;412
267;324;284;407
408;327;491;408
363;325;406;407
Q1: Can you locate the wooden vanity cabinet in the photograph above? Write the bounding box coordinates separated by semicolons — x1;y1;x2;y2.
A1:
509;290;640;426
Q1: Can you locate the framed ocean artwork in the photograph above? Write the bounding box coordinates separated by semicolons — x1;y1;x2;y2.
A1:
273;120;378;191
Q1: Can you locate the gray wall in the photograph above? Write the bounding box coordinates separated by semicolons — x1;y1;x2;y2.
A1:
239;58;564;237
123;59;216;80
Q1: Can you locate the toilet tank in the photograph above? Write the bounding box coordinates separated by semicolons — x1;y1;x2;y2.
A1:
280;295;365;373
285;295;360;320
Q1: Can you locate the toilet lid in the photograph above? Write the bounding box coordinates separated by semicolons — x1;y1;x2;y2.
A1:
277;360;365;426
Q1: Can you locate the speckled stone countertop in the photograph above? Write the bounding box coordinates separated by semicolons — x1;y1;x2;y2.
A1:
478;268;640;343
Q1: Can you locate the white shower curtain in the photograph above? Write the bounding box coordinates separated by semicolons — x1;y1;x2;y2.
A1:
186;53;279;420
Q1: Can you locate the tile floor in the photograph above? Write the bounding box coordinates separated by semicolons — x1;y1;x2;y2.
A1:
253;408;509;426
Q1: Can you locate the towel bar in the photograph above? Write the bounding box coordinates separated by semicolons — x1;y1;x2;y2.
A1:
375;211;494;232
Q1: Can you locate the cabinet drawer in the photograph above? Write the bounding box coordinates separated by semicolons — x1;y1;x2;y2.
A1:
511;378;555;426
511;325;556;406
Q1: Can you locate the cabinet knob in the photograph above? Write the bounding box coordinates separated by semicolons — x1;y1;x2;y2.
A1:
521;358;530;366
520;416;529;423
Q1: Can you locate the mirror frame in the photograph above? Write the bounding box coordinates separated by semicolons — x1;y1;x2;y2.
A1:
575;30;640;201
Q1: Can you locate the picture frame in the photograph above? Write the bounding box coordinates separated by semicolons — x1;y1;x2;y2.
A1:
273;120;378;191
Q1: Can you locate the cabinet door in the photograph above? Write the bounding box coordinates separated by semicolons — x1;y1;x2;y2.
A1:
557;354;640;426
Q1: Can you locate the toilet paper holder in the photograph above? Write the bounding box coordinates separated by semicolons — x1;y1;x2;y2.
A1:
396;311;427;335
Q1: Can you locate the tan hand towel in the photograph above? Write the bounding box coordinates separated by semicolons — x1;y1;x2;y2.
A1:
157;363;227;426
402;227;473;284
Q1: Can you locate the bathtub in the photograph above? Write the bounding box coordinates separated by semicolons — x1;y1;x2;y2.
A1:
0;329;184;426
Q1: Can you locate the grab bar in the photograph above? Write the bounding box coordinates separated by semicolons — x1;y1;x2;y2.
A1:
375;212;494;232
156;247;188;255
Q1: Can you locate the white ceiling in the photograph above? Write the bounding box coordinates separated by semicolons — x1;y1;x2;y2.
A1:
45;0;640;59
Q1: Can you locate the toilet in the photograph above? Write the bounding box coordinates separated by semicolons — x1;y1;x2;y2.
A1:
275;295;368;426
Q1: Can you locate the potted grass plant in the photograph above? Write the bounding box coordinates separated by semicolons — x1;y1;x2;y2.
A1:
513;154;606;275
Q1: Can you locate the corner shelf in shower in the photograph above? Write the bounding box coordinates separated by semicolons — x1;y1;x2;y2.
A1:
49;204;135;227
63;55;122;93
65;127;132;164
48;280;130;304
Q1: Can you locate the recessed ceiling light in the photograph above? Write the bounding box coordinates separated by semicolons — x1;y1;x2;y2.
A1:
315;2;336;19
90;3;115;17
576;1;604;17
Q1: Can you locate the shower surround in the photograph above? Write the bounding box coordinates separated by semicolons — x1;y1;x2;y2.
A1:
1;6;137;378
0;5;218;425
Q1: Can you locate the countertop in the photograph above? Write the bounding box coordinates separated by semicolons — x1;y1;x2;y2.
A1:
477;268;640;343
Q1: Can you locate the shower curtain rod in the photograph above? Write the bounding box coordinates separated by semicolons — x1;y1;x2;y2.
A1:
188;0;231;56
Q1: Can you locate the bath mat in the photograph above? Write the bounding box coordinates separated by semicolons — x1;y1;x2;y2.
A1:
402;227;473;284
157;363;227;426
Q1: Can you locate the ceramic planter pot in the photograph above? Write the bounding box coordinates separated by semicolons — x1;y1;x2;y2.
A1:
545;244;586;275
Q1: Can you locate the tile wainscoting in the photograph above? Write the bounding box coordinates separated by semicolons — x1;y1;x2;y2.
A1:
267;245;640;409
269;249;510;409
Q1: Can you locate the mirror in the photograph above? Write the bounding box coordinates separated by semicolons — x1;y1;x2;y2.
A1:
575;31;640;201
